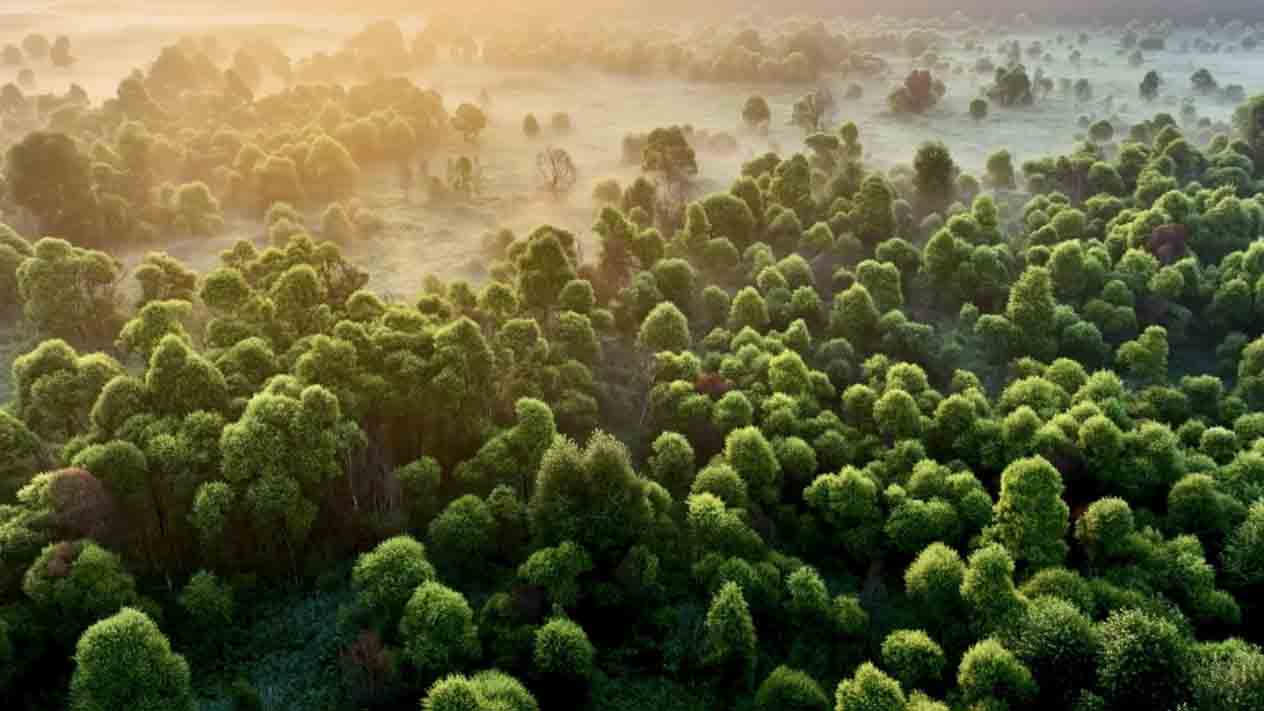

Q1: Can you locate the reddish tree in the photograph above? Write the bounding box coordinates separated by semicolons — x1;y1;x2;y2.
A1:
1148;224;1188;264
695;372;734;398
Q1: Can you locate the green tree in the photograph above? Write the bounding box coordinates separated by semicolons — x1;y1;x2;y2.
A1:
1006;266;1058;361
400;581;481;678
16;237;121;342
23;540;140;642
704;581;757;687
1006;597;1098;705
350;535;436;633
5;131;101;244
642;126;698;194
957;639;1037;708
854;175;896;246
528;432;653;563
70;608;194;711
913;141;957;216
743;96;772;132
639;302;691;353
755;666;829;711
835;663;905;711
532;617;594;682
1096;609;1192;709
984;456;1069;569
304;134;360;201
881;630;945;690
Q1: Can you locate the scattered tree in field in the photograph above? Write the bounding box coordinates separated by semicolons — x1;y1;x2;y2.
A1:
452;103;488;142
1191;68;1218;95
790;91;829;134
1140;70;1161;101
742;96;771;132
889;69;946;114
51;36;75;68
970;98;988;121
642;125;698;197
536;147;577;197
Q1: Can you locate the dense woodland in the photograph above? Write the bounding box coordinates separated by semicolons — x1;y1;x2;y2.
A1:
2;7;1264;711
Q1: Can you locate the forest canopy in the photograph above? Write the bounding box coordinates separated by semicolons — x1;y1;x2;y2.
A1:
2;6;1264;711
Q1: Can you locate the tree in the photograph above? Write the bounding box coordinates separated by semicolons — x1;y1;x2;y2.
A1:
648;431;695;498
70;608;194;711
985;149;1016;190
881;630;946;689
452;103;488;142
51;36;75;68
523;113;540;138
957;639;1037;707
1096;609;1192;709
1225;501;1264;585
1140;70;1161;101
889;69;945;114
702;192;757;250
755;666;829;711
970;98;988;121
835;663;905;711
642;126;698;196
1089;120;1114;144
1006;597;1098;705
6;131;100;244
21;34;49;61
429;495;498;577
854;175;896;246
422;671;538;711
528;432;652;563
913;141;957;216
533;618;594;682
24;540;141;642
350;536;436;632
16;341;117;443
217;381;350;561
536;147;577;197
639;302;691;353
518;541;592;609
16;237;121;343
399;581;480;678
1006;266;1057;360
790;92;827;134
1191;68;1218;95
179;570;234;633
704;581;757;687
990;64;1033;106
304;135;360;201
984;456;1069;569
743;96;771;132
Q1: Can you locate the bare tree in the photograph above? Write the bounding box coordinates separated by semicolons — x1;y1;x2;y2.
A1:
536;146;577;198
